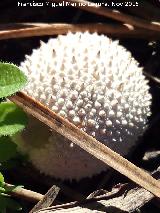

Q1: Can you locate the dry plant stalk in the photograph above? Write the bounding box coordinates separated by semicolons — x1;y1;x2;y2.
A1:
53;0;160;32
8;92;160;198
29;185;60;213
0;23;160;40
144;71;160;86
4;183;43;203
30;170;160;212
33;185;157;213
35;167;160;213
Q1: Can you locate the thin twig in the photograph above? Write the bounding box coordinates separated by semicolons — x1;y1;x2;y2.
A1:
52;0;160;32
8;92;160;198
34;173;160;212
35;186;124;212
144;71;160;86
4;183;43;203
0;23;160;40
29;185;60;213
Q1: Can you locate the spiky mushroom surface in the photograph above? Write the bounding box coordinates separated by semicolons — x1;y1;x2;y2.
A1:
18;32;151;180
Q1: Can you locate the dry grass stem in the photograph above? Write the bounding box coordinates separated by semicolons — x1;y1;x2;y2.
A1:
8;92;160;198
35;169;160;212
53;0;160;32
4;183;44;203
144;71;160;86
29;185;60;213
0;23;160;40
33;177;160;212
35;186;156;212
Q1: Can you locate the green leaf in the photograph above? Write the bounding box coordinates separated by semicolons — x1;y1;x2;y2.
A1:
0;102;27;136
0;172;4;187
0;62;27;98
0;137;17;162
4;184;23;194
0;187;5;193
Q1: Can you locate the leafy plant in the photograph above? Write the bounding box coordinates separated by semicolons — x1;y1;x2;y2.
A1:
0;102;27;136
0;62;27;99
0;62;28;212
0;173;22;213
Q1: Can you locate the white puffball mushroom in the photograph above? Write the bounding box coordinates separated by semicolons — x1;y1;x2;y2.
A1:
17;32;152;180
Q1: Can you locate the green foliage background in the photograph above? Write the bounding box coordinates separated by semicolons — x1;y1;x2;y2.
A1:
0;62;27;212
